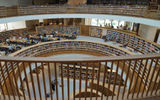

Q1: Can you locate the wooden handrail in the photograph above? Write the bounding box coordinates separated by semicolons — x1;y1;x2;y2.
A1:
0;53;159;62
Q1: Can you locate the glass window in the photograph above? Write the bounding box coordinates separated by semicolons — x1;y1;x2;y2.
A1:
91;18;98;26
112;20;119;29
119;21;125;26
97;19;105;27
104;19;112;27
0;24;7;32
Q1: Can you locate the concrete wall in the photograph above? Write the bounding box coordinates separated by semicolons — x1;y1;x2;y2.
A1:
138;24;158;41
7;21;26;30
0;0;19;6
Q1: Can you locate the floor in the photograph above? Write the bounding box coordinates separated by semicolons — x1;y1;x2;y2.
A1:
23;68;87;99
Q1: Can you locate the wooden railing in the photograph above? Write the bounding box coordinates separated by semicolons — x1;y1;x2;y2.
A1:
10;40;132;57
0;5;160;19
0;40;159;99
0;54;159;100
0;40;132;89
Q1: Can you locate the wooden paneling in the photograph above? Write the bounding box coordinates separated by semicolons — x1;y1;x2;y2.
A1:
80;25;90;36
26;20;39;31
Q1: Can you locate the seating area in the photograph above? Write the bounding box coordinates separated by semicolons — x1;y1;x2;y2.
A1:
0;26;78;56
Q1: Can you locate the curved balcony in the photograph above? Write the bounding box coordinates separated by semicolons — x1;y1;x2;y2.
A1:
0;5;159;20
0;4;160;100
0;38;159;100
0;52;159;100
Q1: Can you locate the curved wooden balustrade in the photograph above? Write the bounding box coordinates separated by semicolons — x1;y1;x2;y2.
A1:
0;54;159;100
10;40;133;57
0;40;159;100
0;27;160;100
0;5;159;19
0;40;132;89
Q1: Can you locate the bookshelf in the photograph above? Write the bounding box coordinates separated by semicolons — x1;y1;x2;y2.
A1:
0;28;28;42
19;5;147;18
36;25;80;35
10;40;131;57
89;27;160;54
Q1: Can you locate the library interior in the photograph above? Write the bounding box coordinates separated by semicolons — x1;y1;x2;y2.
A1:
0;0;160;100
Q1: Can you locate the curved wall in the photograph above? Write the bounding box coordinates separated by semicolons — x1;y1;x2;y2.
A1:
0;14;160;27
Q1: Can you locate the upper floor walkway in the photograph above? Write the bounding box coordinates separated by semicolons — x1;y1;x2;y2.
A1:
0;4;160;20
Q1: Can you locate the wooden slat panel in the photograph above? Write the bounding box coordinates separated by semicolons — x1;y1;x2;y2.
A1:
96;62;101;100
67;64;70;100
155;79;160;95
47;63;53;100
22;62;31;100
101;62;107;100
141;59;154;97
122;60;131;99
146;59;158;96
112;61;119;100
60;63;64;100
132;60;143;98
5;62;16;100
117;61;125;99
79;63;82;100
28;62;37;100
85;63;89;100
151;63;160;95
0;62;11;100
137;59;149;97
73;63;76;100
127;60;137;99
35;63;42;100
107;61;114;100
10;62;21;100
41;62;47;100
90;63;95;100
0;75;6;100
54;63;59;100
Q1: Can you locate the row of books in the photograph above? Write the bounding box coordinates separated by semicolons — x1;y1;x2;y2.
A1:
19;5;146;17
0;29;28;42
15;41;129;57
36;26;80;35
104;30;160;54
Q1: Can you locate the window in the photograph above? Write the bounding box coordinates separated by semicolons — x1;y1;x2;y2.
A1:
0;24;7;32
91;18;98;26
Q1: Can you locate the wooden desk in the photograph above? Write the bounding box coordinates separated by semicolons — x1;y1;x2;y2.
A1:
0;44;9;51
9;39;31;45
